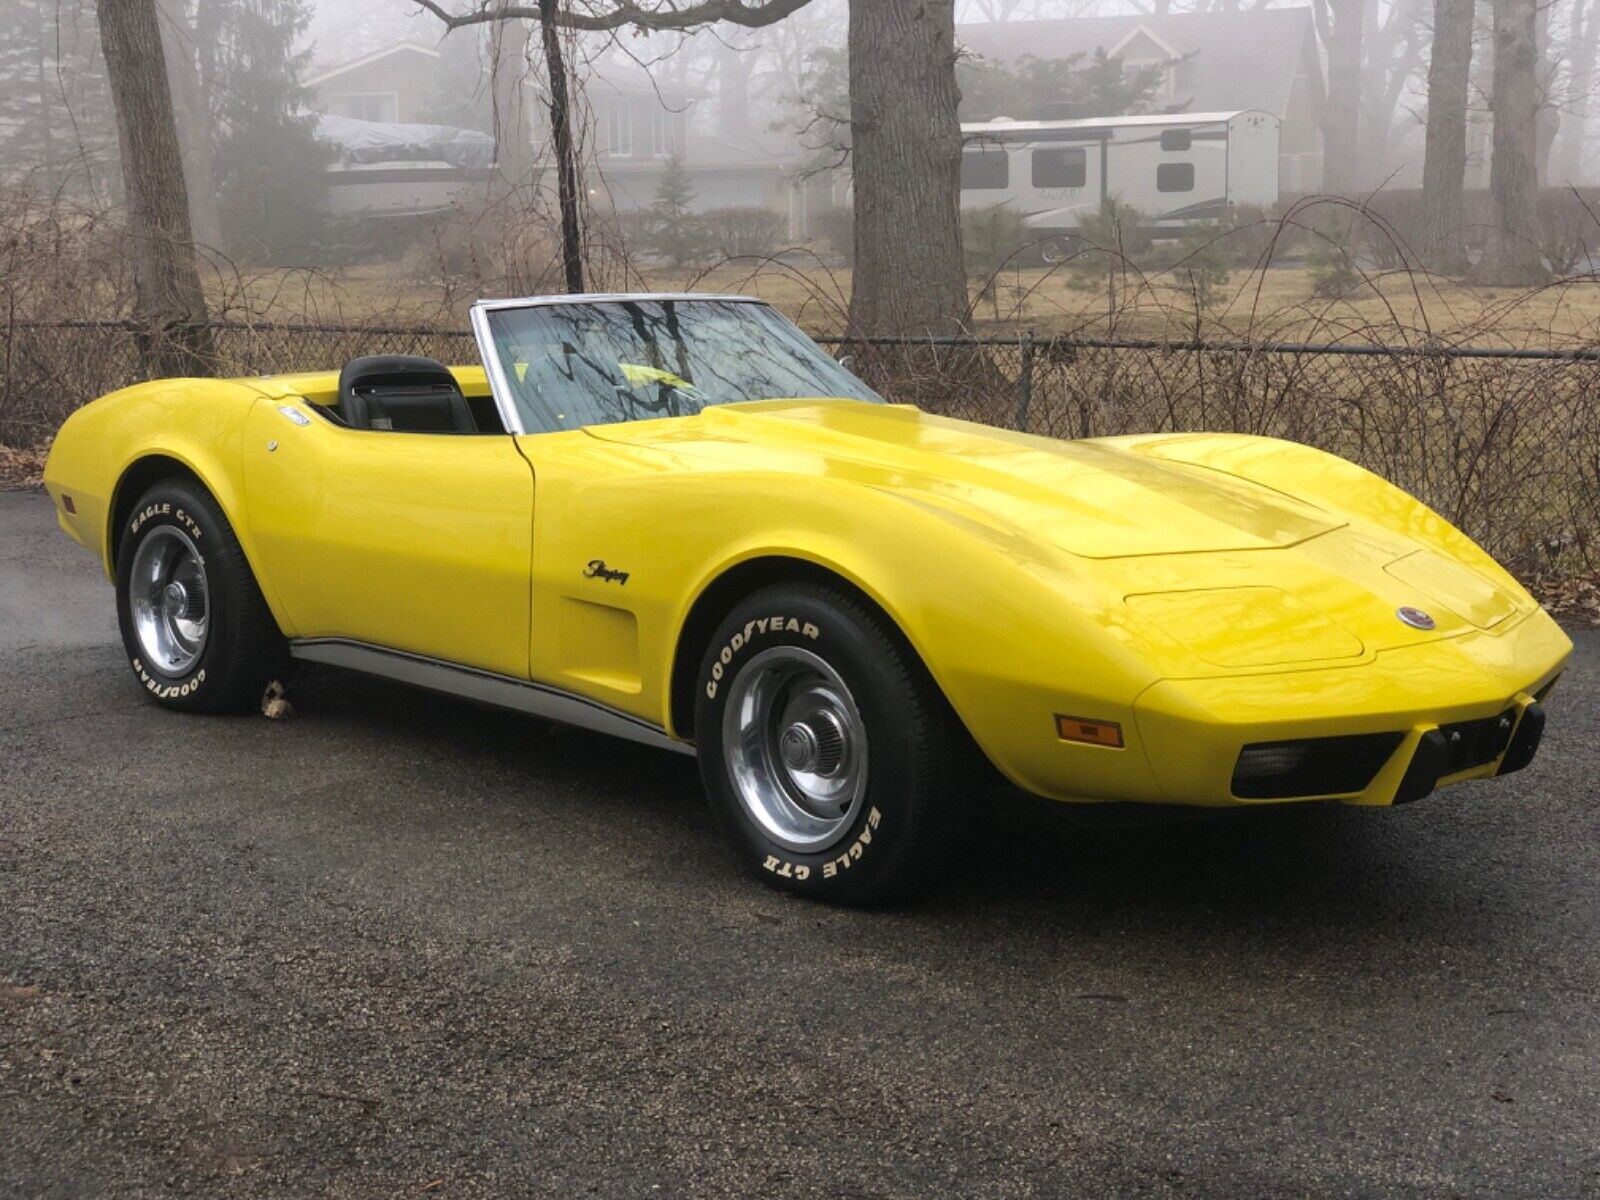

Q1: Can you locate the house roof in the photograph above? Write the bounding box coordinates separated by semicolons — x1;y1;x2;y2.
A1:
305;40;441;89
955;7;1320;118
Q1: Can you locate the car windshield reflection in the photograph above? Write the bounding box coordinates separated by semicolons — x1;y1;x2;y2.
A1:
482;298;882;435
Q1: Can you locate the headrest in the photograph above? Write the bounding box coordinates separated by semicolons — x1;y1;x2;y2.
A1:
338;355;458;400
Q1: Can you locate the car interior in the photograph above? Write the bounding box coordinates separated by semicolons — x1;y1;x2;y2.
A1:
326;355;506;434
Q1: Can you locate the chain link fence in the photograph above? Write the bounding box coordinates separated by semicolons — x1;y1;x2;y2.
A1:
3;318;1597;581
0;319;479;447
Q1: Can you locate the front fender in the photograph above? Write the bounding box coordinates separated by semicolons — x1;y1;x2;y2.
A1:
649;475;1168;802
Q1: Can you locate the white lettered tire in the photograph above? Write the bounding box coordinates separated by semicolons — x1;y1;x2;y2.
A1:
693;582;967;904
115;480;286;713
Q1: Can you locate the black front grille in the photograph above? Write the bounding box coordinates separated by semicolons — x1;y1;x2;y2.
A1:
1232;732;1406;800
1437;708;1517;775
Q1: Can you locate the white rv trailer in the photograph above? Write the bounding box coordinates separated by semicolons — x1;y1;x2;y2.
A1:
960;110;1280;259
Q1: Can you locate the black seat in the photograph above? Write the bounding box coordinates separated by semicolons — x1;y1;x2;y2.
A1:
338;355;476;434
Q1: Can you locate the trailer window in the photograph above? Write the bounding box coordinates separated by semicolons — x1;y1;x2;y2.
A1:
1031;147;1086;188
1157;162;1194;192
1160;129;1191;152
961;148;1009;190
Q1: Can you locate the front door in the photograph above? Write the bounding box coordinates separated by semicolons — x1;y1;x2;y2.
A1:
242;400;535;678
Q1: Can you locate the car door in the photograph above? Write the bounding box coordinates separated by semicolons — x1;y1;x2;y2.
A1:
242;399;535;678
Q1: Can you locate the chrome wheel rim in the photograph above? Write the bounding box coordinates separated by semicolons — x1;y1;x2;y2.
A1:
129;526;209;675
722;646;868;853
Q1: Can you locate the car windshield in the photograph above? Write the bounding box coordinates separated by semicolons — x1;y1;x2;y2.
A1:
481;298;882;434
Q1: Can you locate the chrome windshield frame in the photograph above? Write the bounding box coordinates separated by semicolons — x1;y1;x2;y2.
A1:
469;293;773;438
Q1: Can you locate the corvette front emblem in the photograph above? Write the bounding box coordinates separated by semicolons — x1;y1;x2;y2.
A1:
1396;606;1436;630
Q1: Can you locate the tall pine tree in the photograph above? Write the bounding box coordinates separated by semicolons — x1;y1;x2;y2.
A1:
200;0;331;261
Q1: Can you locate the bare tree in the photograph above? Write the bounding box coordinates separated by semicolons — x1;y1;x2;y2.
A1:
155;0;222;252
96;0;214;375
416;0;974;336
847;0;967;336
488;3;534;189
421;1;815;297
1315;0;1365;193
1357;0;1429;186
537;0;584;291
1421;0;1474;270
1555;0;1600;184
1475;0;1550;283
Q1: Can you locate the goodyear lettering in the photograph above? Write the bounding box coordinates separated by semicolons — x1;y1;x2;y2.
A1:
132;655;205;699
822;807;882;878
704;613;822;700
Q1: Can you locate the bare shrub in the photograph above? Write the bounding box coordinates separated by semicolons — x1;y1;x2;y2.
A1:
810;207;853;265
1535;191;1600;275
701;207;786;259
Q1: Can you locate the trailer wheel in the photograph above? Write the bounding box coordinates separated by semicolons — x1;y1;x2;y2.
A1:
1040;235;1080;266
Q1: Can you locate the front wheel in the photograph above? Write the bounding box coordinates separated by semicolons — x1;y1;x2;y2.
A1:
693;583;967;904
115;479;286;713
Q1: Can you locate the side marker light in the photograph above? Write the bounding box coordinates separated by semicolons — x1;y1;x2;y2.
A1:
1055;714;1124;748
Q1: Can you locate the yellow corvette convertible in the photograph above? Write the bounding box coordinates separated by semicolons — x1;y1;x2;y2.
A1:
44;294;1571;902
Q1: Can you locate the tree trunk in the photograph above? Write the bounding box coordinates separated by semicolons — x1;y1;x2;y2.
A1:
33;0;58;186
538;0;584;292
1357;0;1426;189
1474;0;1549;284
489;5;534;193
1421;0;1474;271
1533;0;1558;184
846;0;969;337
1321;0;1364;194
155;0;222;253
1556;0;1600;185
96;0;214;376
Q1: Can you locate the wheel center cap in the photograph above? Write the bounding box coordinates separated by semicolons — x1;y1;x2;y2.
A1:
780;722;820;772
163;581;188;616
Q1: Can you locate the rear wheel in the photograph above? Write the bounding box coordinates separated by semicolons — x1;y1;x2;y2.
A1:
693;583;967;904
115;479;285;713
1039;234;1080;265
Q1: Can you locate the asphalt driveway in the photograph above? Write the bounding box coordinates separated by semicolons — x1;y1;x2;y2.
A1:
2;490;1597;1198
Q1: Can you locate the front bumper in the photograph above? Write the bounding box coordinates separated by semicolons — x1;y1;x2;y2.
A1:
1127;610;1570;807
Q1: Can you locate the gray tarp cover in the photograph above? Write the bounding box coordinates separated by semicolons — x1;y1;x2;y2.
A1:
315;114;495;170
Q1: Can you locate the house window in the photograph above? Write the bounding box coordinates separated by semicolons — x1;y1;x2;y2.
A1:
1160;128;1191;152
651;109;675;157
1032;146;1086;189
1157;162;1194;192
961;148;1009;190
328;93;398;123
607;105;634;156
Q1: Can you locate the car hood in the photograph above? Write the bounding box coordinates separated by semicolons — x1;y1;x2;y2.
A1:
586;399;1344;559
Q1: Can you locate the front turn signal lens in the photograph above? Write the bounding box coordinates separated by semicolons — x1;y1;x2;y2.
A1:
1055;714;1124;748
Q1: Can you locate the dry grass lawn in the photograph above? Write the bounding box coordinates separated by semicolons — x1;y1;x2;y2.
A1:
215;258;1600;348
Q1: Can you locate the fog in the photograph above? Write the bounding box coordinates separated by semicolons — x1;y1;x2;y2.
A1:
3;0;1598;286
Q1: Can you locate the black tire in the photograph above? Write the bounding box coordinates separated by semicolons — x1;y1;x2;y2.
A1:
115;479;286;714
693;582;967;905
1038;234;1081;266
